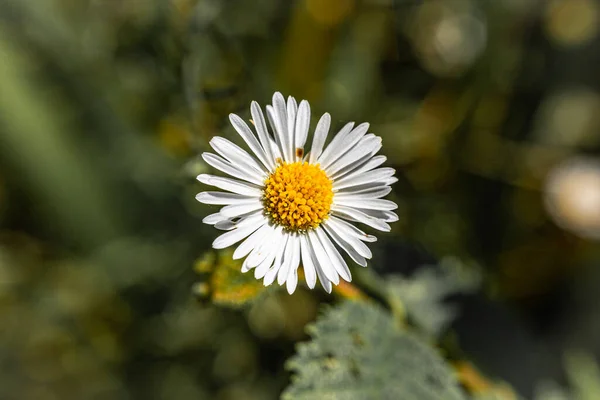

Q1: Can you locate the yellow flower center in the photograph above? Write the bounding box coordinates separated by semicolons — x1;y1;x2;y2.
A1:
263;161;333;231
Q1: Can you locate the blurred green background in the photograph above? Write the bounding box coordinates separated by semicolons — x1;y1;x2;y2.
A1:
1;0;600;399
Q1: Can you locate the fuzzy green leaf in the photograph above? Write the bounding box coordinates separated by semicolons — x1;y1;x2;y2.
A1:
283;301;468;400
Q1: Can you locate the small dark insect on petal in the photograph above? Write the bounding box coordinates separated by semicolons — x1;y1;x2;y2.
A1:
296;148;304;158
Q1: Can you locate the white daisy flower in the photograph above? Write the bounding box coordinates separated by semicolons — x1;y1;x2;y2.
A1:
196;92;398;294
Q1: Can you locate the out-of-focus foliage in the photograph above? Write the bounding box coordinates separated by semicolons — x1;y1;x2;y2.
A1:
536;384;573;400
193;250;271;307
535;352;600;400
385;257;481;338
283;301;467;400
460;361;521;400
1;0;600;398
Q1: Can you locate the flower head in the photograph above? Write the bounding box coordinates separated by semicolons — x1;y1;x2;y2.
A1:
196;92;398;294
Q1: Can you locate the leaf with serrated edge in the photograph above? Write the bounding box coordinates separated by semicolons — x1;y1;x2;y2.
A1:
283;301;468;400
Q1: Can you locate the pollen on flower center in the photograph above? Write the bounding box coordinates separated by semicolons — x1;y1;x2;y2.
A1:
263;161;333;231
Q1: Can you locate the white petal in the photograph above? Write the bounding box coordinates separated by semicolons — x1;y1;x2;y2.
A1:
323;220;370;263
384;211;399;222
254;254;274;279
241;257;252;273
272;92;292;162
210;137;266;177
226;211;264;229
325;135;381;177
277;233;300;290
219;200;263;218
299;234;317;289
328;215;377;242
294;100;310;160
307;230;339;285
264;264;278;287
253;228;284;278
233;224;272;260
287;96;297;159
331;205;391;232
320;122;369;170
337;183;392;196
304;233;333;293
264;264;279;286
289;235;301;280
202;152;264;185
263;232;289;286
286;265;298;294
314;258;332;293
277;235;296;285
334;198;398;211
214;220;236;230
197;174;262;197
353;209;398;222
335;186;391;199
212;218;265;249
250;101;276;170
385;177;398;186
284;235;302;288
334;154;387;182
203;213;225;225
322;224;367;267
254;238;280;279
316;122;354;167
309;113;331;164
327;216;377;242
315;227;352;282
247;225;282;268
196;191;257;205
269;137;282;161
333;168;395;191
229;114;272;171
266;105;284;162
328;137;383;180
